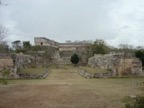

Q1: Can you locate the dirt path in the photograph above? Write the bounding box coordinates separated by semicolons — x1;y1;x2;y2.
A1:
0;69;136;108
0;69;104;108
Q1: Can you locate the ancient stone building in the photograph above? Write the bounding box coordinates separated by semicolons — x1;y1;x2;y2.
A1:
34;37;59;48
34;37;91;52
88;53;143;76
34;37;91;64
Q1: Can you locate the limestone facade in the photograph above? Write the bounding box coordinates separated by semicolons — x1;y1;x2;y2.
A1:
34;37;90;52
34;37;90;64
34;37;59;48
88;53;143;76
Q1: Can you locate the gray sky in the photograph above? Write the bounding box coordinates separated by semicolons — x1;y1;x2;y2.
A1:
1;0;144;47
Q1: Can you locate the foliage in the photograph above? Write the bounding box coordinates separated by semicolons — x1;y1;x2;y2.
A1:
29;46;57;67
23;41;31;51
0;78;8;85
123;95;144;108
70;53;80;65
89;39;109;55
2;67;10;78
0;42;9;52
135;50;144;66
85;44;93;58
108;44;136;54
0;67;10;85
118;44;136;54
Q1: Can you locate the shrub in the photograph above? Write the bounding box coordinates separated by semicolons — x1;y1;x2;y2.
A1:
123;95;144;108
0;78;8;85
70;53;80;65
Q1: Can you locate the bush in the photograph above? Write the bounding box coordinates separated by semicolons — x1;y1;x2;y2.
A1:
0;78;8;85
123;95;144;108
70;53;80;65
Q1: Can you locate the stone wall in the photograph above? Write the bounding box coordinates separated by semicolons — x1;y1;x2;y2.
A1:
78;69;113;78
88;53;143;76
59;51;88;65
0;53;14;78
11;54;34;69
34;37;89;65
0;53;35;79
0;53;56;79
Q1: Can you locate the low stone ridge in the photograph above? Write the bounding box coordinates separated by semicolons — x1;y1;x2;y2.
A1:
78;69;113;78
88;53;143;77
18;69;50;79
11;53;34;69
0;53;52;79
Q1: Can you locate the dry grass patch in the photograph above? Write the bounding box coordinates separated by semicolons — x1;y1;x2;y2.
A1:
0;68;144;108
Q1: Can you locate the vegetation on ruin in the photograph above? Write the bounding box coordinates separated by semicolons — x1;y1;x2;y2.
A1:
135;50;144;66
0;67;10;85
70;53;80;65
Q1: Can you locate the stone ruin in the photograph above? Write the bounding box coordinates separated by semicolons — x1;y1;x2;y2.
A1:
88;53;143;77
0;53;16;78
0;53;52;79
34;37;89;65
0;53;35;79
0;52;143;79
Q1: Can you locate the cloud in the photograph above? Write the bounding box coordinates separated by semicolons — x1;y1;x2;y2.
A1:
107;0;144;46
0;4;34;45
1;0;144;47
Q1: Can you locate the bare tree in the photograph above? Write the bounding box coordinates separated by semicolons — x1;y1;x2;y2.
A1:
0;0;7;6
0;25;8;44
0;0;2;5
0;0;8;44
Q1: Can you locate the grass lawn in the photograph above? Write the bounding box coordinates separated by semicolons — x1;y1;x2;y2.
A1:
0;67;144;108
79;66;111;74
18;67;46;75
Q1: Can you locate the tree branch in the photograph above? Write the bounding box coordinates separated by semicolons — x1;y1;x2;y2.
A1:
0;25;8;43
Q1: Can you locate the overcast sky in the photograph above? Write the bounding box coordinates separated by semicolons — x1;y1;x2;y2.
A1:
1;0;144;47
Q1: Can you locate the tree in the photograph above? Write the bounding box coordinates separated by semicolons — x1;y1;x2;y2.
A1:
0;0;9;52
23;41;31;51
0;1;8;43
0;25;8;44
118;44;135;54
135;50;144;66
0;25;9;52
70;53;80;65
0;41;9;52
91;39;108;55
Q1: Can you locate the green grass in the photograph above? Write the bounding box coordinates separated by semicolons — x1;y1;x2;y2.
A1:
48;64;77;70
79;66;111;74
19;67;46;75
